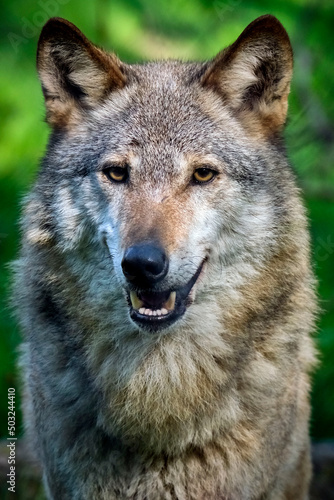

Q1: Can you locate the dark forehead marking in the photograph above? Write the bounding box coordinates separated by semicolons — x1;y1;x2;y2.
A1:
115;64;221;156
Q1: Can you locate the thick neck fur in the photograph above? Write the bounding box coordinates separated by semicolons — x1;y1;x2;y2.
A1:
19;197;316;459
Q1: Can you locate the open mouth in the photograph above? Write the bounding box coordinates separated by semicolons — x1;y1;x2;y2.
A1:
127;260;205;331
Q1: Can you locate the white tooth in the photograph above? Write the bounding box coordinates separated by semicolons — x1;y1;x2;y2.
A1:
164;291;176;311
145;309;151;316
139;308;146;314
130;291;144;310
161;308;168;315
156;310;162;316
148;310;153;316
153;311;157;316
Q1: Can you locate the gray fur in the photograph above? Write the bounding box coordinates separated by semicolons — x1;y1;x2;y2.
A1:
13;15;317;499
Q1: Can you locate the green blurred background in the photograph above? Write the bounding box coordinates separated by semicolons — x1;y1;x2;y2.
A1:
0;0;333;442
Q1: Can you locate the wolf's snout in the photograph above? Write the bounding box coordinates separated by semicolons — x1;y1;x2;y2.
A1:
121;243;169;287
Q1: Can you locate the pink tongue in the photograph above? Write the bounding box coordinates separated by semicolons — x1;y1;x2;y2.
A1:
139;291;169;308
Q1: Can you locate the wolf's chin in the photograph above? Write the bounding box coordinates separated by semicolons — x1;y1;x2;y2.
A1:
127;259;206;331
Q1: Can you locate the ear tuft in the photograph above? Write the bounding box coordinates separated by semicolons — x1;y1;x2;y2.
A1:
37;18;126;127
201;15;293;136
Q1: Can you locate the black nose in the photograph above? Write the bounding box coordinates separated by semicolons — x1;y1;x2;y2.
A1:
121;243;169;286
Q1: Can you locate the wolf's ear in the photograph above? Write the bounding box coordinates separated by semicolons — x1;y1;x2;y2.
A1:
37;17;126;127
201;15;293;136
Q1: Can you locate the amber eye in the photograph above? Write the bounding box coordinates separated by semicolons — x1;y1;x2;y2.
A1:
104;165;128;183
193;167;216;184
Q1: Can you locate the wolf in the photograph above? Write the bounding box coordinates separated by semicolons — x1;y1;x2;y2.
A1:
13;14;317;499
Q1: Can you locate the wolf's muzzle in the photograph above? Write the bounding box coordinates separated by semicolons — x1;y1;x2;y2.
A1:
126;259;206;332
121;242;169;287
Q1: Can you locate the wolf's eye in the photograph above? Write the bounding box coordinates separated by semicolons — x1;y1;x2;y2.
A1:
104;165;128;183
193;168;216;184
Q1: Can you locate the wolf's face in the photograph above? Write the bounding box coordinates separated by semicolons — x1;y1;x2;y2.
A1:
94;68;257;333
34;16;294;335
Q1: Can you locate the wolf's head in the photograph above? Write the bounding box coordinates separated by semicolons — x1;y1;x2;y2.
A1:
33;15;299;336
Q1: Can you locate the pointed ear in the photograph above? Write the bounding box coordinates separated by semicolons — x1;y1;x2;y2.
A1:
201;15;293;136
37;17;126;128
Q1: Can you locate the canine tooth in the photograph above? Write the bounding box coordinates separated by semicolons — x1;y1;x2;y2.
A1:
164;291;176;311
161;308;168;315
139;307;146;314
130;291;144;310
